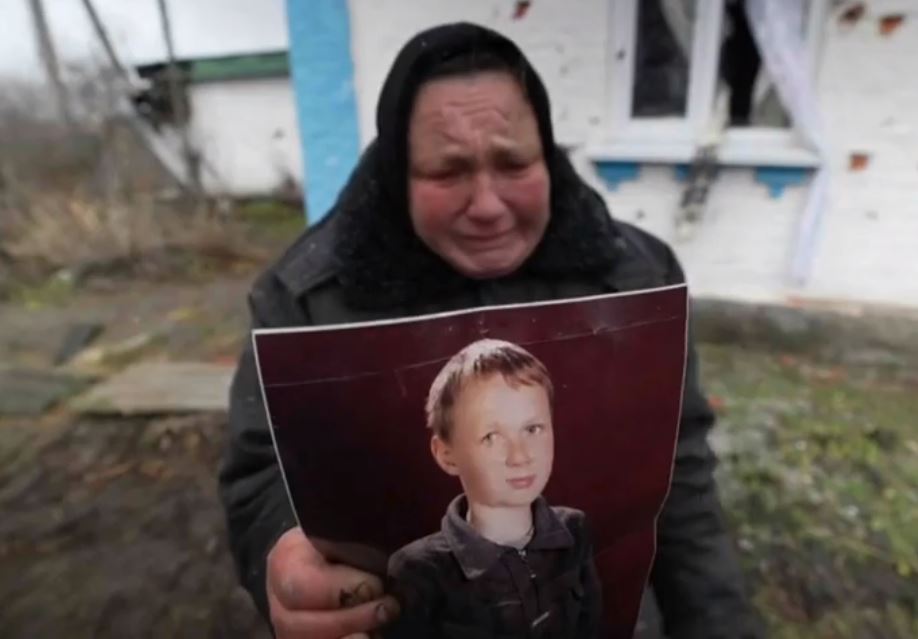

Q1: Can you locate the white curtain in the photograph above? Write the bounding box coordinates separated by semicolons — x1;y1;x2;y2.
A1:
745;0;829;285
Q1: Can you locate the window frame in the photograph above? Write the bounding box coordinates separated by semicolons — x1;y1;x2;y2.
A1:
589;0;829;168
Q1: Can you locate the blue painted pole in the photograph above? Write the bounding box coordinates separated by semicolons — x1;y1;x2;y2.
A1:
286;0;361;223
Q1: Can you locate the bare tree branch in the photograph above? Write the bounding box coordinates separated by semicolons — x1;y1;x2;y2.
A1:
27;0;75;128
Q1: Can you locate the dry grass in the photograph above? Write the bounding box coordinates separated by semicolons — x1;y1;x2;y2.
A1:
0;73;272;293
0;185;267;290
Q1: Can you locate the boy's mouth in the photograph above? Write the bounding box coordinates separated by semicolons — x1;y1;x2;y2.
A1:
507;475;536;489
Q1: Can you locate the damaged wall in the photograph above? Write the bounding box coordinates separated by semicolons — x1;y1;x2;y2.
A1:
804;1;918;309
348;0;609;148
344;0;918;311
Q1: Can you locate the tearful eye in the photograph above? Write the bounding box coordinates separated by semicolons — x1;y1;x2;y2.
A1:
422;157;473;182
494;149;537;174
497;158;531;174
429;167;464;182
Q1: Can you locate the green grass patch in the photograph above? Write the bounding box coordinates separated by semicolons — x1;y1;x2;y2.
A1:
6;271;78;309
236;199;305;243
700;343;918;638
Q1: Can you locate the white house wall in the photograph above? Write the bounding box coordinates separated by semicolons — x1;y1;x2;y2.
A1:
347;0;918;311
578;165;804;305
805;4;918;309
347;0;610;147
188;78;304;197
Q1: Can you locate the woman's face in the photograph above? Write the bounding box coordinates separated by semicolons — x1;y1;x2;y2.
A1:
407;71;550;279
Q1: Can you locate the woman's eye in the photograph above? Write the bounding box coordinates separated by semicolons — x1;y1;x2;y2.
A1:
494;151;535;172
426;158;472;181
481;433;496;445
430;168;463;181
498;159;529;174
525;424;543;434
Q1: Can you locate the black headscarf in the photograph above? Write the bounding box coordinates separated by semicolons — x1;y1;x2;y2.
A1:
332;22;620;310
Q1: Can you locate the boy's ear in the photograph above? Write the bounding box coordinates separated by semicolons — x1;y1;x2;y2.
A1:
431;435;460;476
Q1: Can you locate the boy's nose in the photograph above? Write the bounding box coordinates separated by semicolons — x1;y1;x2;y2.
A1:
506;439;532;466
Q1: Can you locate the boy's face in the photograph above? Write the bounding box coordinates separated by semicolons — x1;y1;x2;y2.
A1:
432;373;554;509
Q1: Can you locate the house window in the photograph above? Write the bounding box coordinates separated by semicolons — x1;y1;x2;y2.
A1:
631;0;694;118
593;0;828;167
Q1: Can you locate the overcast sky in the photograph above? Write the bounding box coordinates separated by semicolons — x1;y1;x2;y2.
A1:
1;0;288;81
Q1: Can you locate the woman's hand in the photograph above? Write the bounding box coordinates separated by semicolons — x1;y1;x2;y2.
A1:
266;527;400;638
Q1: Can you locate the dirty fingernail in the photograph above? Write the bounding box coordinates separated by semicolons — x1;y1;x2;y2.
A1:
375;601;397;624
355;581;374;603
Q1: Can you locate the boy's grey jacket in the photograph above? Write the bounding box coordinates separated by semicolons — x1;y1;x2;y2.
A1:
218;146;762;639
385;495;601;638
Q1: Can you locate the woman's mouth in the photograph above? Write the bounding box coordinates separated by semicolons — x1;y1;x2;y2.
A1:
507;475;536;489
460;230;514;250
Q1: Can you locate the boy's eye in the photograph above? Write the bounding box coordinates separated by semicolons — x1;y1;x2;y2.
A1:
525;423;544;435
481;433;496;445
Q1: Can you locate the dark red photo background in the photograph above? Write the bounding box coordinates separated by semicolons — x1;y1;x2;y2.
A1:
255;285;688;637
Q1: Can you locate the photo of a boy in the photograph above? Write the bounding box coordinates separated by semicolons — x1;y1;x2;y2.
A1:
386;339;601;638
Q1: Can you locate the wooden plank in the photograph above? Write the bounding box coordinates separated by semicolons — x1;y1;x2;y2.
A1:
71;361;234;415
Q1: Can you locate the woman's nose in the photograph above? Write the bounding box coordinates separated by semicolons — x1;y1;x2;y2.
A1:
466;172;506;222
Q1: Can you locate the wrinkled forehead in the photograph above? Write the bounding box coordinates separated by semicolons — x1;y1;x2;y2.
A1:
410;71;534;133
407;77;542;170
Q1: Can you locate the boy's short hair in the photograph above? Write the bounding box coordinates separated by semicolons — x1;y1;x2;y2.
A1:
426;339;554;441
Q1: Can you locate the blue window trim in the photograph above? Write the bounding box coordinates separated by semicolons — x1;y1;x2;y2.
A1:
594;161;641;191
754;166;811;198
594;160;811;199
286;0;360;223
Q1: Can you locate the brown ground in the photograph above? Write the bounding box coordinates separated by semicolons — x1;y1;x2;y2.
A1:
0;411;270;639
0;273;273;638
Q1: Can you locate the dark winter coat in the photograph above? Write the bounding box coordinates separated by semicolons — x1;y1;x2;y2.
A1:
218;22;761;639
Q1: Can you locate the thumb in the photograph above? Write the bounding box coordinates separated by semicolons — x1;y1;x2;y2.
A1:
269;534;385;611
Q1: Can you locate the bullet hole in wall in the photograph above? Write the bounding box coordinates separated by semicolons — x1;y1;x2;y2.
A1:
513;1;531;20
879;14;905;36
849;152;870;172
839;3;865;26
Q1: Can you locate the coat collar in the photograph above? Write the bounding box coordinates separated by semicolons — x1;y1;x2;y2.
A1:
442;494;575;581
